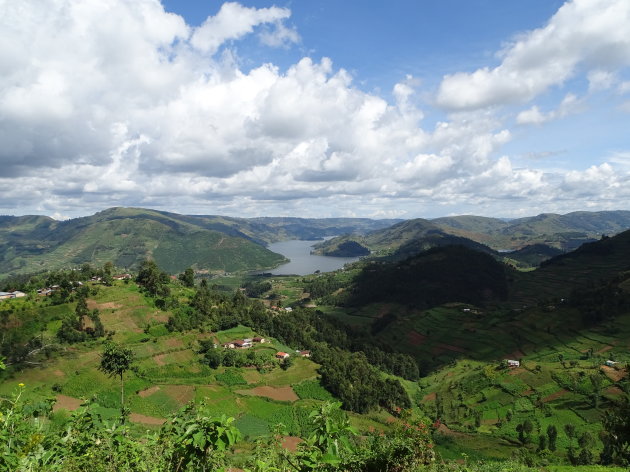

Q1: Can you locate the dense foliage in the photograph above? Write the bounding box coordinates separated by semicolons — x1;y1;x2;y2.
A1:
347;245;509;307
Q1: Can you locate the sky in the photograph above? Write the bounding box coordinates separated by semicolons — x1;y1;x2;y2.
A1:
1;0;630;220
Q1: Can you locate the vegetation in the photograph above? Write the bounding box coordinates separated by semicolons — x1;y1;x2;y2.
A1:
3;213;630;469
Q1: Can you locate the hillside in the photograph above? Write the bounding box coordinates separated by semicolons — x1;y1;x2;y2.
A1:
313;218;496;259
0;208;286;277
512;229;630;304
432;210;630;251
0;208;403;280
346;245;510;308
2;249;630;468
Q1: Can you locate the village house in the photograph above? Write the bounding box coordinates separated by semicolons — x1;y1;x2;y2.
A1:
276;352;290;359
605;360;618;367
506;359;520;368
298;350;311;358
113;274;132;280
253;336;266;343
1;291;27;300
222;342;235;349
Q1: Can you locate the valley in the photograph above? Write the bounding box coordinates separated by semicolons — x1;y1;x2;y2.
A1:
1;208;630;471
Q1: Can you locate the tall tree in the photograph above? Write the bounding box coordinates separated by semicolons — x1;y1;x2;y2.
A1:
99;343;134;423
179;267;195;288
136;259;170;297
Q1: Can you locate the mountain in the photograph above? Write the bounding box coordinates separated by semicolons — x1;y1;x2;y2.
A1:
312;218;496;258
512;228;630;304
0;208;402;279
432;210;630;251
0;208;286;276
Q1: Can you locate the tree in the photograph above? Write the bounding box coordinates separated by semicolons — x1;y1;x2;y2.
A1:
600;400;630;465
179;267;195;288
136;259;170;297
547;424;558;451
99;343;134;422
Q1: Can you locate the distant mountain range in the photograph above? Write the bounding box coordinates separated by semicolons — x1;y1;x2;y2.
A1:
0;207;399;278
314;210;630;267
2;207;630;280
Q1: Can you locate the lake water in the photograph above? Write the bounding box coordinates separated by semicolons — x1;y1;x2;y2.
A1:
259;240;361;275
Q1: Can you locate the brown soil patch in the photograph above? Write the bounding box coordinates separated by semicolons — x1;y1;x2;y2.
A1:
542;389;568;403
53;370;65;377
508;367;526;376
138;386;161;398
87;301;122;310
163;385;195;405
282;436;303;451
53;394;83;412
508;350;525;359
437;423;468;438
606;386;624;396
601;365;627;382
236;386;298;402
165;338;184;348
596;345;614;354
434;342;467;354
154;354;166;366
522;389;534;396
129;413;166;425
376;304;392;318
408;330;427;346
423;392;437;402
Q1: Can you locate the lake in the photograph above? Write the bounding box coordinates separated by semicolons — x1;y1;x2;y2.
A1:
259;240;361;275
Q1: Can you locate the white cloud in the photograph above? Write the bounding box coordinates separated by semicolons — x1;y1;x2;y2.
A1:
191;2;293;54
588;69;617;91
516;93;581;125
437;0;630;110
0;0;629;220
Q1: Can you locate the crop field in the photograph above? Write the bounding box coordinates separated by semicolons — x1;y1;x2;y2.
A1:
0;284;360;440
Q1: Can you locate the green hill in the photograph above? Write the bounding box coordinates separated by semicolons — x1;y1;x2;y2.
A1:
0;208;403;279
0;208;286;276
313;218;496;258
512;229;630;304
433;211;630;251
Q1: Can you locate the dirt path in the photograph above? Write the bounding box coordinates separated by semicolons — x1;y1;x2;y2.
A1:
236;386;298;402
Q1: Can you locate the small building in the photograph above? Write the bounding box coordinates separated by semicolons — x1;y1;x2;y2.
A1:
0;292;12;300
299;350;311;358
113;274;132;280
232;340;251;348
253;337;266;343
276;352;290;359
284;307;293;312
11;291;26;298
222;342;235;349
605;360;618;367
506;359;520;368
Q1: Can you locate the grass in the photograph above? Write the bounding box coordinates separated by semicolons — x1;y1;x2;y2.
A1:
293;379;335;401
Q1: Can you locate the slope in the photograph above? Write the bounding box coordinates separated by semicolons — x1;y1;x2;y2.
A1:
0;207;286;276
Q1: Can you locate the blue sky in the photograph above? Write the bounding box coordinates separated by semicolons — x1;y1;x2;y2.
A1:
1;0;629;219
